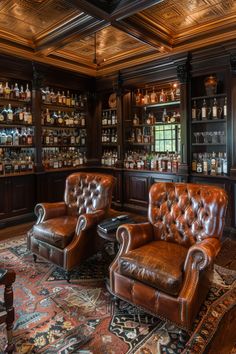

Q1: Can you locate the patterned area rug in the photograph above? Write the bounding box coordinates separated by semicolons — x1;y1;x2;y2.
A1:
0;236;235;353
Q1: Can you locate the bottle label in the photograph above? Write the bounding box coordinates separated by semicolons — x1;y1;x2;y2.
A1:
212;106;217;118
224;105;227;117
202;107;206;118
192;108;196;120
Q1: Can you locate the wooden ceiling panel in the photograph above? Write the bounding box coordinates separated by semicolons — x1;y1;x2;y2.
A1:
60;26;153;63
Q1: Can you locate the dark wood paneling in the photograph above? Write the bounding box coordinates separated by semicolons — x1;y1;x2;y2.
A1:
0;178;8;217
124;172;149;208
11;175;35;215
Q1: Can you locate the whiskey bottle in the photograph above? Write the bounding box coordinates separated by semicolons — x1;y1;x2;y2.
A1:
66;91;71;106
13;83;20;99
0;82;3;97
201;99;207;120
223;97;227;118
20;85;25;100
212;98;218;119
133;113;139;125
150;87;157;103
143;90;150;105
135;89;142;105
192;100;197;120
4;82;11;99
25;84;31;102
7;104;13;123
159;89;167;103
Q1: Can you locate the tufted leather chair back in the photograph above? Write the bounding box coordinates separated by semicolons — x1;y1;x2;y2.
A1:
148;182;228;248
64;172;115;216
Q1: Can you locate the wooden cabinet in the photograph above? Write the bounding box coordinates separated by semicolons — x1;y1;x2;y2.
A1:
0;174;35;226
123;171;150;212
190;73;228;177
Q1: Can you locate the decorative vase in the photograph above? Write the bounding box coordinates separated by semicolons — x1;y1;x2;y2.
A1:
204;75;217;96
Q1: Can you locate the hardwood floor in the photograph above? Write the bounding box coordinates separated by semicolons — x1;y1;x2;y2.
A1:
0;222;33;241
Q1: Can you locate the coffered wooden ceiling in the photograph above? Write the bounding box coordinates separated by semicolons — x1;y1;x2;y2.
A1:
0;0;236;77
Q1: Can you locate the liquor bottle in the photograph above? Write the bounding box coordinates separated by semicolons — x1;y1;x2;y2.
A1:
217;152;223;175
50;89;56;104
13;83;20;99
135;89;142;105
196;154;203;173
57;91;62;105
66;91;71;106
0;106;7;123
212;98;218;119
202;153;209;175
45;108;51;125
223;97;227;118
223;152;227;175
133;113;139;125
201;99;207;120
12;128;20;146
27;108;33;125
61;91;66;105
159;89;166;103
143;90;150;105
192;100;197;120
150;87;157;103
25;84;31;102
0;82;3;97
4;82;11;99
20;85;25;100
7;104;13;123
210;152;217;175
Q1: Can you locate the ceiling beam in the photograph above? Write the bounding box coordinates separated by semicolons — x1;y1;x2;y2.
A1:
66;0;111;21
113;16;172;52
35;13;108;55
110;0;164;21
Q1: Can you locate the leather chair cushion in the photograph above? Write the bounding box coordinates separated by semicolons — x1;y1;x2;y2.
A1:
32;216;77;249
119;240;188;296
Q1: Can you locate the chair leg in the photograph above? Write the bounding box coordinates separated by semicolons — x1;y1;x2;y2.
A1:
33;254;37;263
66;271;71;283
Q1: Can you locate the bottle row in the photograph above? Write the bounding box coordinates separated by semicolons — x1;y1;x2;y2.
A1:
101;129;118;143
124;151;180;172
41;109;86;127
0;128;34;146
192;98;227;120
135;84;180;105
128;127;154;144
0;81;31;101
42;129;86;146
0;105;33;125
101;110;117;125
42;148;86;170
0;149;34;175
192;152;227;175
132;110;181;125
101;150;118;167
41;87;87;108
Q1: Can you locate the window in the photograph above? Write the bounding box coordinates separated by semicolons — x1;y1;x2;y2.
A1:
155;124;181;153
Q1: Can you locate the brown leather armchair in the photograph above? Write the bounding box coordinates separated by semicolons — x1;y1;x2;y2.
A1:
0;268;15;353
109;182;228;330
27;172;115;281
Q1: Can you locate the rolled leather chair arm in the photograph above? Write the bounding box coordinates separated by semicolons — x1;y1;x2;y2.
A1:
0;269;16;286
34;202;67;223
184;237;221;272
76;209;106;233
116;222;154;254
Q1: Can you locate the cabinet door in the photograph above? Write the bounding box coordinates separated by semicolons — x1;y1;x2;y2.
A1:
124;173;149;210
0;178;10;218
10;175;35;216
